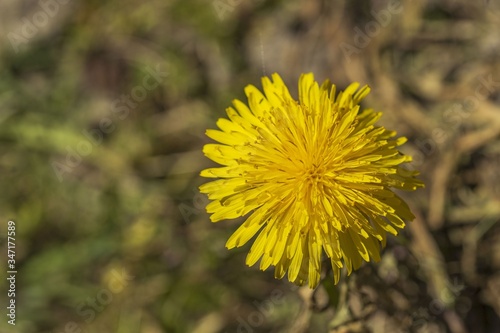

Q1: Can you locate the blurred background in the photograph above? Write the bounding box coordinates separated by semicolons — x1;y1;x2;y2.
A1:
0;0;499;332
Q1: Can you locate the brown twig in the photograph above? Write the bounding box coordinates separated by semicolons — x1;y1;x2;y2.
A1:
409;207;469;333
428;150;459;229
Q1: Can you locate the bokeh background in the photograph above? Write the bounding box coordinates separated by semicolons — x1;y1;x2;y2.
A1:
1;0;500;332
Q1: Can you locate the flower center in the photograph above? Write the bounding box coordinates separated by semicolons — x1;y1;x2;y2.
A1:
304;163;325;181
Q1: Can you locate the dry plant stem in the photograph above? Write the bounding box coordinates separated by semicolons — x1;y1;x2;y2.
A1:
328;281;351;331
330;321;367;333
456;123;500;153
486;277;500;318
443;310;469;333
288;286;314;333
400;100;437;138
328;277;376;332
429;122;500;230
409;208;449;301
428;150;459;230
409;208;469;333
449;203;500;224
461;217;500;286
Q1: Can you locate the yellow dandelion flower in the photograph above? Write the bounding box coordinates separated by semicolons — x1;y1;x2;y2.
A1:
199;73;424;288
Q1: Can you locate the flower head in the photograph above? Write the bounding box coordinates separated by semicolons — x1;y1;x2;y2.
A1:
199;73;424;288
